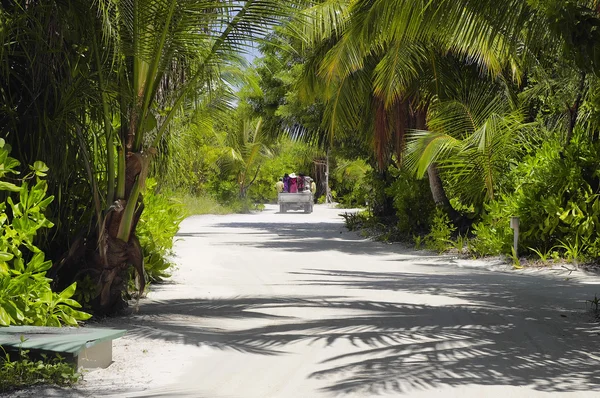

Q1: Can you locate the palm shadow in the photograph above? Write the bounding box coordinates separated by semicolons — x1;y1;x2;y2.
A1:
99;266;600;395
126;213;600;395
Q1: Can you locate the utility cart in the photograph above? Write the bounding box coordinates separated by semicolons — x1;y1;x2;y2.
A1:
278;192;314;213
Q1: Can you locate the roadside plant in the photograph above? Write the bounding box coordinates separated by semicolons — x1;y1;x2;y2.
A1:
0;338;81;393
450;235;469;255
529;246;556;264
0;139;90;326
341;211;369;231
413;235;424;250
424;208;456;253
509;247;522;269
136;178;185;283
557;236;589;264
586;295;600;314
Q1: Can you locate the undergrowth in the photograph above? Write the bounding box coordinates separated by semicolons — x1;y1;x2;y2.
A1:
178;193;236;216
0;339;81;393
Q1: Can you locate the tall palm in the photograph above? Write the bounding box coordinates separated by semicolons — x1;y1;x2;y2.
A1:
405;73;530;205
217;118;273;199
293;0;566;219
51;0;300;313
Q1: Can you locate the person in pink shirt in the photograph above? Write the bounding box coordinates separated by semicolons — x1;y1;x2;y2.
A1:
288;173;298;193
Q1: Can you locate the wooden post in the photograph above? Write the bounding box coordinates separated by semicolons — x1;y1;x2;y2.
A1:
325;149;332;204
510;216;520;257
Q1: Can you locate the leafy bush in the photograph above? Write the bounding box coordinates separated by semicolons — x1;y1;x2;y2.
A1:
137;178;185;283
340;211;370;231
470;200;514;256
333;159;371;207
1;340;81;393
471;134;600;261
0;139;90;326
386;166;436;239
424;208;456;253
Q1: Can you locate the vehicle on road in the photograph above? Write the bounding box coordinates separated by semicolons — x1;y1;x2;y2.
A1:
278;192;314;213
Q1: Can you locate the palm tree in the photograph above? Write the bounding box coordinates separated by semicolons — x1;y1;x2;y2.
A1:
44;0;302;314
405;72;530;206
217;118;273;200
292;0;565;220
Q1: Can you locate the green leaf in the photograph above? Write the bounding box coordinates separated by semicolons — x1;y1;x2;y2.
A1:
59;282;77;300
30;161;49;177
60;298;82;308
0;306;12;326
25;252;52;273
142;112;158;133
4;301;24;322
0;181;21;192
58;305;91;322
0;251;14;262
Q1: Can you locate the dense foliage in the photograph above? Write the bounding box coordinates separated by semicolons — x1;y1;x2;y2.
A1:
1;344;81;393
1;0;600;338
0;140;89;326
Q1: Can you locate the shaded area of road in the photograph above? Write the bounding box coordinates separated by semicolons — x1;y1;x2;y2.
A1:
120;204;600;397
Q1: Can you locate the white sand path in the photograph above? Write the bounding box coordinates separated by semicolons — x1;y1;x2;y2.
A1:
5;204;600;397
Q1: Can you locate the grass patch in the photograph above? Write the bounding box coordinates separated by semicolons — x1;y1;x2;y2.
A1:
177;193;235;216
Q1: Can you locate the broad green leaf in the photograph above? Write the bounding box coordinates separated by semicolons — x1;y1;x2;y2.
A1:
0;181;21;192
142;112;158;133
25;252;44;273
58;305;91;322
0;251;13;262
31;161;49;177
59;282;77;300
0;306;12;326
60;298;82;308
4;301;24;321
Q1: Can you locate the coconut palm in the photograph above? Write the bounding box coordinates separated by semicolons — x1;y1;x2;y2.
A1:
405;73;531;205
292;0;577;219
2;0;302;312
217;117;273;200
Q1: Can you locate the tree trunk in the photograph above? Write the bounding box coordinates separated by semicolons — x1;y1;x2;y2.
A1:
415;108;460;224
325;149;332;204
426;164;457;217
565;71;586;146
53;151;148;315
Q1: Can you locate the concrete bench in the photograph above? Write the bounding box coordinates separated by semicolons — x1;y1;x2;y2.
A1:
0;326;126;369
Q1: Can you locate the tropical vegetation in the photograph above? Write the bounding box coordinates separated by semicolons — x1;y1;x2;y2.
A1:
1;0;600;335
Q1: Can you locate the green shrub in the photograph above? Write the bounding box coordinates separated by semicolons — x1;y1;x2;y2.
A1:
424;208;456;253
0;340;81;393
470;200;514;256
0;139;90;326
340;211;370;231
333;159;371;207
386;166;436;239
137;178;186;283
470;134;600;260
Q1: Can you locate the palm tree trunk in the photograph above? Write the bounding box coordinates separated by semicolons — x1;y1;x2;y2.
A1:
566;70;586;146
325;149;332;204
426;164;456;214
415;109;460;222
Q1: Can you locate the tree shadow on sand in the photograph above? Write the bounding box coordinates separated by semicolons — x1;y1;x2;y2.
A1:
102;267;600;395
178;221;433;257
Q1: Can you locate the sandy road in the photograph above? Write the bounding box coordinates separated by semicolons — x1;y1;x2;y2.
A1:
7;204;600;397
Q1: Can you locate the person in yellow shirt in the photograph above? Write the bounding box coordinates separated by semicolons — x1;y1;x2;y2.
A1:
276;177;284;193
310;178;316;195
